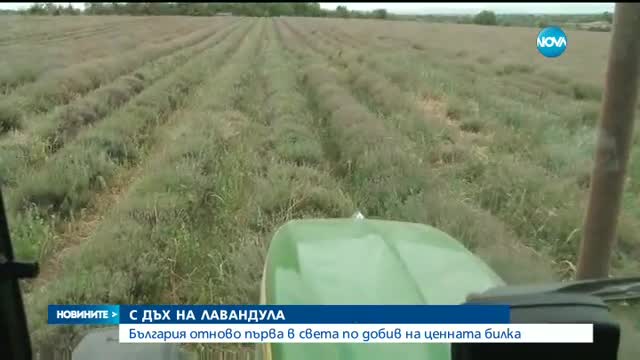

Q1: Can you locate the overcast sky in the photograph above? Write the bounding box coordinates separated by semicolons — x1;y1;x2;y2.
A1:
0;2;616;15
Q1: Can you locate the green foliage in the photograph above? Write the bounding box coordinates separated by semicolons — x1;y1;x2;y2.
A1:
11;205;54;262
419;12;613;31
0;101;22;133
335;5;350;18
537;19;549;28
572;82;602;101
473;10;497;26
82;3;330;17
27;3;80;15
372;9;387;20
15;3;391;20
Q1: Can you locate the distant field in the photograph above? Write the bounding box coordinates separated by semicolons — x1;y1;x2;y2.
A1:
0;16;638;358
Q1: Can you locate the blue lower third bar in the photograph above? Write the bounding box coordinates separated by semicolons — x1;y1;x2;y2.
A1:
47;305;510;325
48;305;120;325
120;305;510;324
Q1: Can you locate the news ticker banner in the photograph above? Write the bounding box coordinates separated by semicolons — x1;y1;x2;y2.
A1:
48;304;510;324
47;305;593;343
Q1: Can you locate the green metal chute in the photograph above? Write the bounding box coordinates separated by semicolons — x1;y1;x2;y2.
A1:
258;218;505;360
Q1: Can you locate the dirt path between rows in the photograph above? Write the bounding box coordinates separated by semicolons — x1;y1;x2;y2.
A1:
29;165;144;289
28;104;198;290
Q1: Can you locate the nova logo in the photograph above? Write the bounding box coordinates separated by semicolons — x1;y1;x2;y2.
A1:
536;27;568;58
538;37;567;47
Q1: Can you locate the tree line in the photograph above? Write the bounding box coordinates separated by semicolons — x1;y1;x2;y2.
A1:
411;10;613;30
8;3;611;31
17;3;388;19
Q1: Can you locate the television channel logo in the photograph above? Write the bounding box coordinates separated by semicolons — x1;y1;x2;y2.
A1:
537;27;568;58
